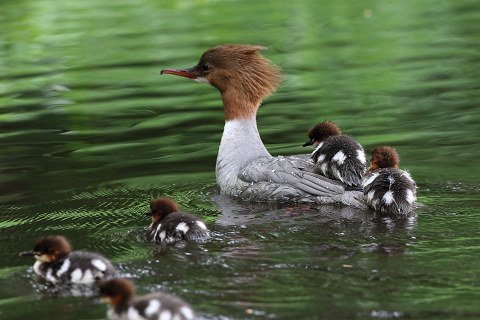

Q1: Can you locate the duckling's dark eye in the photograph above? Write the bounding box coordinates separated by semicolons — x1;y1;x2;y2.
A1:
200;62;210;72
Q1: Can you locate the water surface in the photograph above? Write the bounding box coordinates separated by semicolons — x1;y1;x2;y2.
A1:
1;0;479;319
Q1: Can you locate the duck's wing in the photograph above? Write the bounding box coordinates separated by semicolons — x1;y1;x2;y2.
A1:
238;154;346;197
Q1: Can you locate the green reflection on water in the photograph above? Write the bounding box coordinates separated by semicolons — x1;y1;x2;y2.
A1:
1;0;479;319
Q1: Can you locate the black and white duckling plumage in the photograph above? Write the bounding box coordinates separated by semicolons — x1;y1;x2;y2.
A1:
98;278;195;320
363;146;417;216
147;197;209;244
19;235;116;284
303;121;367;187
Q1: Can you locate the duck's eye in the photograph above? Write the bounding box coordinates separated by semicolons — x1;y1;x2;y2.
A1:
200;63;210;71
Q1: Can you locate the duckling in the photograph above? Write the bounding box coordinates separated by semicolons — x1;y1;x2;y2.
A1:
19;235;116;284
147;197;209;244
98;278;195;320
363;146;417;215
304;121;367;187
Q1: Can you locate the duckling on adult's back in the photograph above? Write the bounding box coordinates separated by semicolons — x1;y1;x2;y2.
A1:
363;146;417;216
161;44;365;208
304;120;366;187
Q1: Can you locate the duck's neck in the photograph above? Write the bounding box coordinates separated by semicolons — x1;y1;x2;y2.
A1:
216;93;271;188
113;300;130;314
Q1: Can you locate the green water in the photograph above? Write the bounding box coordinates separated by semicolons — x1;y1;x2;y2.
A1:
1;0;479;319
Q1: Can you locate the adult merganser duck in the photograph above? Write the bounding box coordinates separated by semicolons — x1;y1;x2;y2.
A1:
363;146;417;216
98;278;195;320
161;44;365;207
19;235;116;284
147;197;209;244
303;120;366;187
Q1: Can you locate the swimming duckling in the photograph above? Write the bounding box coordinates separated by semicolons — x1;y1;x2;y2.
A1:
98;278;195;320
363;146;417;215
147;197;209;244
304;121;366;187
19;235;116;284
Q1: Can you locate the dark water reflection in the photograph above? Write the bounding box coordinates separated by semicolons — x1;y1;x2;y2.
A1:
1;0;479;319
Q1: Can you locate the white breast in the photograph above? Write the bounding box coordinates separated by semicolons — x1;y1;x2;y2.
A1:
216;118;271;193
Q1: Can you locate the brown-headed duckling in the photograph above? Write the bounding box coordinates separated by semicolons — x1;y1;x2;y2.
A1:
363;146;417;215
98;278;195;320
146;197;209;244
19;235;116;284
304;120;366;188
